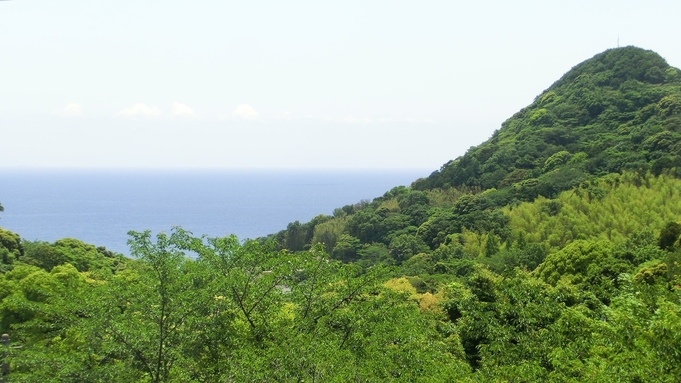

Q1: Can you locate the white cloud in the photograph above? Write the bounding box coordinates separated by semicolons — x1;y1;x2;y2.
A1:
274;110;294;121
376;118;397;123
118;103;162;117
232;104;258;120
172;102;195;116
61;103;83;117
344;116;373;124
343;116;434;124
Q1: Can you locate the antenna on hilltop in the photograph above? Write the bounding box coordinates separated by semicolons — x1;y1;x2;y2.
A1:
617;35;620;48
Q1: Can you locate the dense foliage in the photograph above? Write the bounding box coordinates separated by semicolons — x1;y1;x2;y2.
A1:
2;46;681;381
0;230;471;382
415;46;681;192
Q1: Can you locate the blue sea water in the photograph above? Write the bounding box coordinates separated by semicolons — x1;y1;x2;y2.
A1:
0;169;429;255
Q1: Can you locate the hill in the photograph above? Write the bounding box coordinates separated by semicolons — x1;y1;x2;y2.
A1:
414;46;681;192
267;46;681;268
1;46;681;382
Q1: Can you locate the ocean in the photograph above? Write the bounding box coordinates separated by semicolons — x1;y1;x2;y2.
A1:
0;169;429;255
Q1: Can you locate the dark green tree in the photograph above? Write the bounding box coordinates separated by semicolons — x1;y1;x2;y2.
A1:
658;221;681;251
484;233;500;257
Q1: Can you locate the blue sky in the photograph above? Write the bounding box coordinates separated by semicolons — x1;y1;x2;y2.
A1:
1;0;680;169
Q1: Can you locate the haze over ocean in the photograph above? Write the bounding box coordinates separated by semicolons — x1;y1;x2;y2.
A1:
0;169;428;255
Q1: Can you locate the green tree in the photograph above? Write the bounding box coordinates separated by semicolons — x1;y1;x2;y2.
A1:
535;240;614;285
483;233;500;257
331;234;361;262
21;241;65;271
311;216;347;253
1;263;132;382
0;227;23;268
389;234;428;264
658;221;681;251
284;220;307;251
94;229;210;383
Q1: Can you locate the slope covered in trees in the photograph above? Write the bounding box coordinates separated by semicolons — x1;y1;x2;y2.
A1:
266;46;681;270
415;46;681;192
1;46;681;381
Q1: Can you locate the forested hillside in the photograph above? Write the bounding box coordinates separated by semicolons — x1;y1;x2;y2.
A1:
267;47;681;271
1;46;681;382
416;46;681;191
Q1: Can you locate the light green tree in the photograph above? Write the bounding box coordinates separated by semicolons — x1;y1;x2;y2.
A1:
93;229;211;383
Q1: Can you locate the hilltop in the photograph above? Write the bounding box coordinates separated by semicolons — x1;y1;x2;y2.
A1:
414;46;681;192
